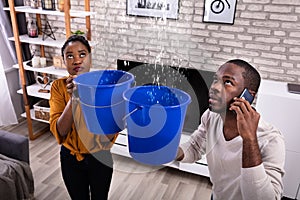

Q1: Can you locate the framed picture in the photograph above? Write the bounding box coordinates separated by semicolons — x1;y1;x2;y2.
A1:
203;0;237;24
127;0;179;19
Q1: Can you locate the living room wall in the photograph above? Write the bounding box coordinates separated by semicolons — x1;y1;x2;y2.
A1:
41;0;300;83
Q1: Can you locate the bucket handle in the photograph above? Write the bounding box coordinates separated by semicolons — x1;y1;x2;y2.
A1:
122;106;142;121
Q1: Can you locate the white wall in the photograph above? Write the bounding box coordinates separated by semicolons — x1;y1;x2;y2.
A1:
32;0;300;83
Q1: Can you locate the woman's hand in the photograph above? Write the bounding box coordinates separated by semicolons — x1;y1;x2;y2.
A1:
66;75;77;95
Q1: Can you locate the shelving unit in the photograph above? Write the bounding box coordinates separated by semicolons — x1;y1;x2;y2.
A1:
21;109;49;124
3;6;96;17
17;84;51;99
12;62;68;77
8;34;97;48
7;0;95;140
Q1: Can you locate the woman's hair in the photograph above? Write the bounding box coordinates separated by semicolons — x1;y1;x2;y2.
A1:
61;35;91;58
226;59;261;92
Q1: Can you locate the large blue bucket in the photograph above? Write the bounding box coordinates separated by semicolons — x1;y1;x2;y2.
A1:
123;86;191;165
74;70;134;134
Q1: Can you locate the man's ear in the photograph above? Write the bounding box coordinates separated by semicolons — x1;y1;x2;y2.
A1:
249;89;256;97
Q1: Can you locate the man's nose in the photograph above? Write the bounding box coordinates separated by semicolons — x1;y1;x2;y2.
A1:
210;80;222;92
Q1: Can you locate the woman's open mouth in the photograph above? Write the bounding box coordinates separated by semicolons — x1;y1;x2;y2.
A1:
74;66;83;72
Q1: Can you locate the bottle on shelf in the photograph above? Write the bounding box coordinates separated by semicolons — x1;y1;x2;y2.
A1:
27;19;38;38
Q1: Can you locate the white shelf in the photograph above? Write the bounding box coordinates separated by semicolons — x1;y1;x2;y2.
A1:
17;83;51;99
13;61;68;77
9;34;66;48
21;109;49;123
8;34;98;48
3;6;96;18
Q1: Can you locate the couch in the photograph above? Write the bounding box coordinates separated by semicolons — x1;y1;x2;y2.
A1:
0;130;34;200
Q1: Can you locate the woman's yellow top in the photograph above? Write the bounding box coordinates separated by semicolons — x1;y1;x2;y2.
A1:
49;77;118;161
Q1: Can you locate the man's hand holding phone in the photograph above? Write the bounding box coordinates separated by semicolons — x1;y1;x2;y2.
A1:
239;88;254;105
230;88;260;141
230;88;254;114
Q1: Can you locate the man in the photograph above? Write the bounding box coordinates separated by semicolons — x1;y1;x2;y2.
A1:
177;59;285;200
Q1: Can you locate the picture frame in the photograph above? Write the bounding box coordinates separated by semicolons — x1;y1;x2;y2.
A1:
203;0;237;24
41;0;55;10
127;0;179;19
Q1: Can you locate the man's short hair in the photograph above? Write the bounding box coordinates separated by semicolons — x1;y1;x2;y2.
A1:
226;59;261;92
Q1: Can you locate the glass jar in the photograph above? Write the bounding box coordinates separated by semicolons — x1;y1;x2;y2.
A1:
27;19;38;38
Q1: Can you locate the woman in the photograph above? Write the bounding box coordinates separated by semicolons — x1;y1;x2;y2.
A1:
49;35;118;200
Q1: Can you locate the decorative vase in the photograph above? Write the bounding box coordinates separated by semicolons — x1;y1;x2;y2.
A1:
30;0;38;9
27;19;38;38
58;0;71;12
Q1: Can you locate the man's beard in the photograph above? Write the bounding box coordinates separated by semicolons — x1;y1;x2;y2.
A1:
208;103;228;114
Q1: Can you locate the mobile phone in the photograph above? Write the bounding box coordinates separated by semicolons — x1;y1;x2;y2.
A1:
239;88;254;104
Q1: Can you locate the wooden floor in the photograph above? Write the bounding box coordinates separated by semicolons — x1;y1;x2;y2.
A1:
1;120;212;200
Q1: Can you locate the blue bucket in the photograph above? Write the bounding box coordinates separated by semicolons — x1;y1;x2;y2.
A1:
74;70;134;134
123;86;191;165
79;100;126;134
74;70;134;106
